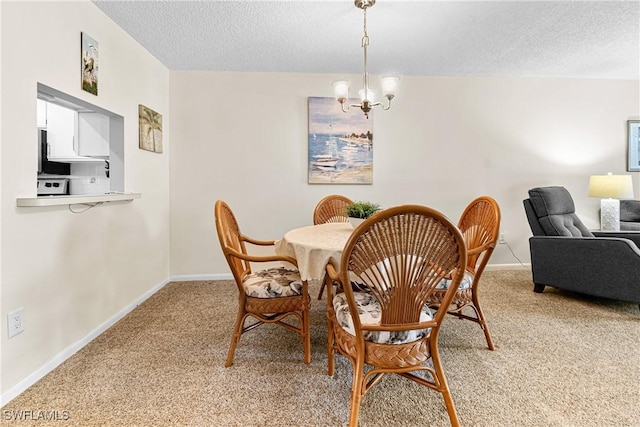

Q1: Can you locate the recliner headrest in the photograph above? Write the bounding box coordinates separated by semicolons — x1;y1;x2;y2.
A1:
529;186;576;217
527;186;593;237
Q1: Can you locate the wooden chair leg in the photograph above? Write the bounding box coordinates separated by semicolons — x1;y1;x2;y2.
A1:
302;302;311;365
317;273;329;299
441;385;461;427
348;360;364;427
476;310;494;351
327;320;335;376
225;308;246;367
472;293;495;351
432;351;460;427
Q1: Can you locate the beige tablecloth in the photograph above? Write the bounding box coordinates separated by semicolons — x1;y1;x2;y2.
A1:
274;222;354;281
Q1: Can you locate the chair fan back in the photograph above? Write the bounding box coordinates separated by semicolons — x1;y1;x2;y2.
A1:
313;195;353;225
214;200;251;281
458;196;501;273
341;205;467;326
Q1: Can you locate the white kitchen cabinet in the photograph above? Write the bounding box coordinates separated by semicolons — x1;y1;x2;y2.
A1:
37;99;47;128
46;103;77;158
77;112;110;157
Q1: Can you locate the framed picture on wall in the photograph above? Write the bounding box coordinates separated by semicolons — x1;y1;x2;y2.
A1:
81;32;98;95
138;105;163;153
628;120;640;172
308;97;373;184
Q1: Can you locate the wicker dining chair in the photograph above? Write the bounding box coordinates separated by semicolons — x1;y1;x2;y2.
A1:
325;205;468;427
313;194;353;299
427;196;501;350
214;200;311;367
313;194;353;225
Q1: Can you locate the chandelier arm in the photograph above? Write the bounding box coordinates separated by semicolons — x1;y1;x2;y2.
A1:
340;102;351;113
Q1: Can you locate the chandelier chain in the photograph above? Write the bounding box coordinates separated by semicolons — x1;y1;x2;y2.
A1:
361;6;370;103
332;0;399;119
362;7;369;48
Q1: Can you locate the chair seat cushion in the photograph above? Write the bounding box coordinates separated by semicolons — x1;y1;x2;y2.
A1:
242;267;303;298
333;292;433;344
435;270;474;290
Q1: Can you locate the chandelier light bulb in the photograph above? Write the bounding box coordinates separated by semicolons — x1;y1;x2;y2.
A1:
332;80;350;102
359;88;376;103
381;75;400;99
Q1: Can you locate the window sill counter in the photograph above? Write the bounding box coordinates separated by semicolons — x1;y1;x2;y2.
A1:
17;193;141;207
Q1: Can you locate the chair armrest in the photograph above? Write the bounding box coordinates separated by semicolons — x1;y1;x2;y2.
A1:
467;242;495;257
241;234;276;246
592;231;640;248
325;264;341;302
226;246;298;266
530;235;640;257
326;264;339;281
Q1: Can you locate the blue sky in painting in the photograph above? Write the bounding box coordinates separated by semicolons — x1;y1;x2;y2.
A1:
308;97;373;136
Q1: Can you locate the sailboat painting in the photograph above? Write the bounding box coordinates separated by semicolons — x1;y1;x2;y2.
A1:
308;97;373;184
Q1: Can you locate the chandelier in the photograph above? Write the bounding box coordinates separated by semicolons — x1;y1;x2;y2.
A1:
332;0;400;119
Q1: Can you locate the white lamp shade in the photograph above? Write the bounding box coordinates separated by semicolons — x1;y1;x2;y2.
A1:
588;173;634;231
358;87;376;103
380;75;400;98
588;174;634;199
332;80;350;101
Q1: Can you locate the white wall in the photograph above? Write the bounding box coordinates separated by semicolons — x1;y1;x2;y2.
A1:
1;0;638;406
169;71;639;277
1;1;170;400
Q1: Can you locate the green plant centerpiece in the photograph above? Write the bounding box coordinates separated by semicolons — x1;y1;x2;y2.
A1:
346;201;381;220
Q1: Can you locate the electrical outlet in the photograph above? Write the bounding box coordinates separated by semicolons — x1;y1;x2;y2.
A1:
498;233;506;244
7;308;24;338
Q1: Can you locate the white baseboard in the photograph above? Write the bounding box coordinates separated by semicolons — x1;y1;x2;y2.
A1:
0;277;170;407
169;273;233;282
486;263;530;271
170;267;527;282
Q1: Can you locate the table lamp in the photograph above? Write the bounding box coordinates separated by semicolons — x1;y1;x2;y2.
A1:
588;173;634;231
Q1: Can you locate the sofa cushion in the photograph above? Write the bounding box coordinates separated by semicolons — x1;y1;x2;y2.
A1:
620;222;640;231
528;187;593;237
620;200;640;222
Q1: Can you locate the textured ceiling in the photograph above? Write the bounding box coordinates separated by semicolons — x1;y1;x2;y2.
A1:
92;1;640;80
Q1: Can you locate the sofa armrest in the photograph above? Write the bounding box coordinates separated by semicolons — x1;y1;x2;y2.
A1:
592;231;640;248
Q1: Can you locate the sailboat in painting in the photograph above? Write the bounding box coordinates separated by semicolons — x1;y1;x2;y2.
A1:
311;121;340;168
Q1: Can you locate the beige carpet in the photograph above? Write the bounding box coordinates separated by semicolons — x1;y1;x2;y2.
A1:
3;270;640;426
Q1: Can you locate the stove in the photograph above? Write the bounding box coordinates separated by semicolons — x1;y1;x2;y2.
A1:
37;178;69;196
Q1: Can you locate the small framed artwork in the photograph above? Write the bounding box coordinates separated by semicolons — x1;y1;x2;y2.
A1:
81;32;98;95
627;120;640;172
138;105;163;153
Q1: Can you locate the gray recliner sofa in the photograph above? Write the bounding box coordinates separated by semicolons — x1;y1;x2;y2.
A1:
523;186;640;308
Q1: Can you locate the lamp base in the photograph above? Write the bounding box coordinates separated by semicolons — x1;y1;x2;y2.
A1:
600;198;620;231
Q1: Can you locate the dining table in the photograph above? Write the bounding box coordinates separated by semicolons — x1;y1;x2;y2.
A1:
274;222;355;281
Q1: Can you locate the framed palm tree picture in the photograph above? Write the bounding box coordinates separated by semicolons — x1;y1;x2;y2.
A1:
138;104;163;153
81;32;98;95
